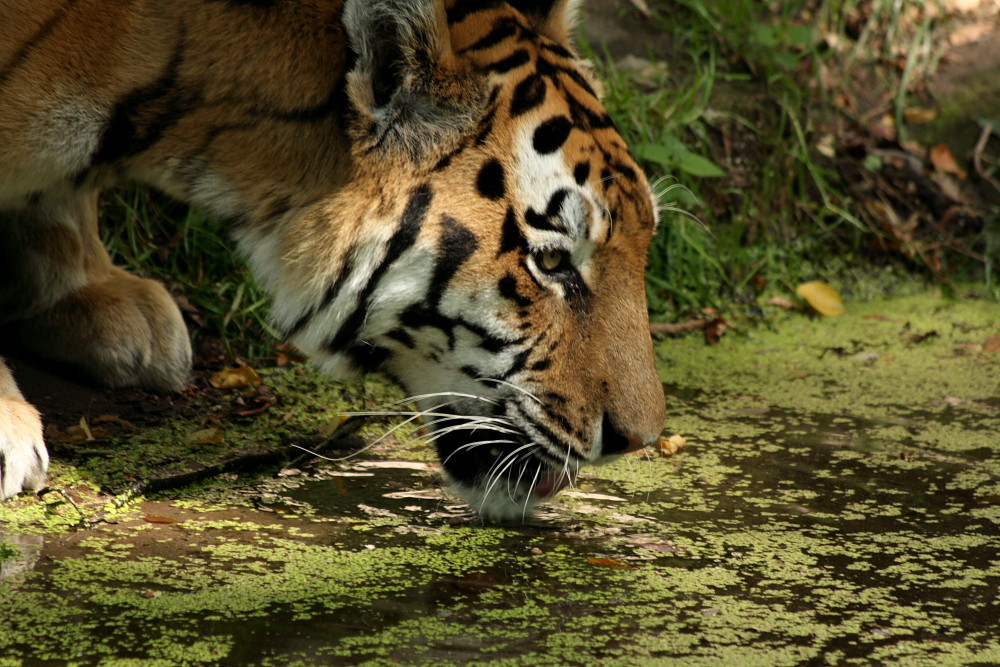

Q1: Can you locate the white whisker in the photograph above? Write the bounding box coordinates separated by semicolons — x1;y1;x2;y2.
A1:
476;377;542;404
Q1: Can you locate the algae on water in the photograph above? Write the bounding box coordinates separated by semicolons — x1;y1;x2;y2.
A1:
1;292;998;665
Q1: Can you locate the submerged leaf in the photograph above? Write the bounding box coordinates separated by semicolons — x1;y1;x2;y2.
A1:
587;557;633;570
796;281;845;316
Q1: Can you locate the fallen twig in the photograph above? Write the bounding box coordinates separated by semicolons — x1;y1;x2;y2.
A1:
649;319;711;336
973;122;1000;202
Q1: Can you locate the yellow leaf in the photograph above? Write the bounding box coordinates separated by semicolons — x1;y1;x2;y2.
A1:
185;428;224;445
209;366;262;389
795;281;845;316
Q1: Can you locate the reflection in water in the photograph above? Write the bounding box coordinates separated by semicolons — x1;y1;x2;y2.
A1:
0;534;43;581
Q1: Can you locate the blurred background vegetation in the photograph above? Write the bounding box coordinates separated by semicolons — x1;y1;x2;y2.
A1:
101;0;1000;361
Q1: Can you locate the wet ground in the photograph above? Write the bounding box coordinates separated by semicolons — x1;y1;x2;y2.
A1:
1;291;998;665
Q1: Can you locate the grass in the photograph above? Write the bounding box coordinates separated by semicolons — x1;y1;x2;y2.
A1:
589;0;994;319
93;0;994;360
101;187;275;361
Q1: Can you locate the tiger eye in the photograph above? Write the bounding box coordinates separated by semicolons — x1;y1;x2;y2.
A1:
540;249;565;272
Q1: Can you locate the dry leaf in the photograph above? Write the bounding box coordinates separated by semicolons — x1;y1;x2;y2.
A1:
209;366;262;389
795;281;845;316
930;143;967;179
984;335;1000;352
232;394;277;417
816;133;836;158
903;107;936;124
767;296;798;310
704;317;728;344
78;416;94;441
628;0;652;18
275;343;307;366
144;514;176;524
658;434;688;457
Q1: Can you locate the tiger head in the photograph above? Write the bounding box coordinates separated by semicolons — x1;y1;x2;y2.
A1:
270;0;665;521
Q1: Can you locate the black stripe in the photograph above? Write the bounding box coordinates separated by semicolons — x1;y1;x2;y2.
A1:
250;82;345;123
386;328;416;349
498;207;525;256
400;304;523;355
498;274;532;307
447;0;504;25
542;403;580;440
510;74;547;117
533;116;572;154
474;106;498;145
0;0;80;87
524;208;563;233
529;358;551;371
485;49;531;74
521;411;587;461
428;216;479;306
540;42;574;59
458;17;522;53
93;38;195;165
433;143;465;171
536;55;599;100
545;189;569;217
325;184;432;352
501;348;531;379
476;159;506;200
507;0;558;21
283;249;356;339
400;304;457;349
345;344;391;373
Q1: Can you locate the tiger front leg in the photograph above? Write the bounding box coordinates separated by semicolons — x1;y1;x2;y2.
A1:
0;359;48;501
1;189;192;393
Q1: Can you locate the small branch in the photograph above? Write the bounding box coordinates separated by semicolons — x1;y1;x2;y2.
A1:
973;122;1000;202
649;319;711;336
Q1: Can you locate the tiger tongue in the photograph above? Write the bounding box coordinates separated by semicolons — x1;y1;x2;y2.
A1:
533;471;575;498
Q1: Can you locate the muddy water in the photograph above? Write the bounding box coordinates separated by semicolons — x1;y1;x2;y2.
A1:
1;293;998;665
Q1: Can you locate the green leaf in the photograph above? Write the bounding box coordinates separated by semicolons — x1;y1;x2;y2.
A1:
633;142;681;168
786;25;814;47
677;151;726;178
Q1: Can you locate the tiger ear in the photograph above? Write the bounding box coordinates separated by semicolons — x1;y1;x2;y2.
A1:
507;0;584;45
343;0;484;161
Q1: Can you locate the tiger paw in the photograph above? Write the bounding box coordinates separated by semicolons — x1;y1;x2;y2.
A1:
16;268;192;392
0;384;49;502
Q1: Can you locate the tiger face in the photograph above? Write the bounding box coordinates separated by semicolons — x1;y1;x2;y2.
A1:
264;0;665;519
0;0;664;520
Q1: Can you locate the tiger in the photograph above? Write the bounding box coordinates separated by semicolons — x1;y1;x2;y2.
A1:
0;0;666;521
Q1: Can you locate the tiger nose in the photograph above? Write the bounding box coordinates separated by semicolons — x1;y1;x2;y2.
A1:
600;414;648;455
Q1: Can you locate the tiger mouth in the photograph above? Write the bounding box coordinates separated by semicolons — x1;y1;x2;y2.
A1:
431;418;576;504
532;469;576;498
